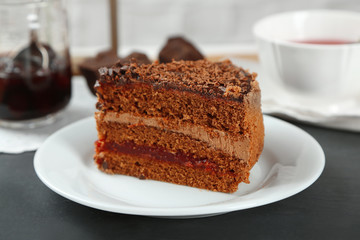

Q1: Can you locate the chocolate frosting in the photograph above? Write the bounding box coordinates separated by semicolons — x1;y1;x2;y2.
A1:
99;112;250;160
97;59;257;101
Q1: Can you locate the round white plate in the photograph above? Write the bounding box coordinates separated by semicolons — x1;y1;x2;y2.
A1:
34;115;325;218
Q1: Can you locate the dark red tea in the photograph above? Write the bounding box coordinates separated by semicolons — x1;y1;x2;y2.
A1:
293;39;355;45
0;46;71;121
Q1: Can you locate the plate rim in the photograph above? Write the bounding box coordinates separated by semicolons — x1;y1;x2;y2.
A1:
34;115;325;217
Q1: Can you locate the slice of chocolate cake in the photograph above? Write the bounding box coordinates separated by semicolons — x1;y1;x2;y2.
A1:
94;59;264;193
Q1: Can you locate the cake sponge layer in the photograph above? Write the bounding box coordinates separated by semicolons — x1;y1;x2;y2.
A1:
95;115;250;174
94;149;246;193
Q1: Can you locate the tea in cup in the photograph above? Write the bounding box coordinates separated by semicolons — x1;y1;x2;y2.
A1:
253;10;360;99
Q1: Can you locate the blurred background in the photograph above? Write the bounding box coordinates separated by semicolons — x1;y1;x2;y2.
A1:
68;0;360;59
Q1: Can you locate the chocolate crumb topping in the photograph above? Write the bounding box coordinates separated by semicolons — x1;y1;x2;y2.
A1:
97;59;257;100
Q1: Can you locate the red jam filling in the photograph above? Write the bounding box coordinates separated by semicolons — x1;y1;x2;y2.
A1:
95;140;218;172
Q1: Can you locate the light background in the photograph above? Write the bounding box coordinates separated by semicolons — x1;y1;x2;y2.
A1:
67;0;360;57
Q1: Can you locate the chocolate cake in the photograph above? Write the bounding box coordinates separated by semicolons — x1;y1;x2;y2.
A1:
94;59;264;193
159;36;204;63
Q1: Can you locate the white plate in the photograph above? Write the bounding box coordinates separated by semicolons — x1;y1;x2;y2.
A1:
230;58;360;132
34;115;325;218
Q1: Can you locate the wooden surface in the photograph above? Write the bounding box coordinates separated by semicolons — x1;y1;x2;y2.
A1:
1;119;359;240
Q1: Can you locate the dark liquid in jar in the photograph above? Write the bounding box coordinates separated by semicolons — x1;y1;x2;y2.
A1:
0;45;71;121
292;39;355;45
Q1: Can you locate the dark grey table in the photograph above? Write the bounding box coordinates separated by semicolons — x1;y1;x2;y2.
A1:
1;120;360;240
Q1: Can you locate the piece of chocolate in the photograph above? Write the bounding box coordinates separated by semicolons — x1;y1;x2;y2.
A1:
78;50;119;95
79;50;150;95
119;52;151;65
158;36;204;63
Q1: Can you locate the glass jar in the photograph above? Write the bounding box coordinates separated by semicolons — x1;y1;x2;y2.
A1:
0;0;71;128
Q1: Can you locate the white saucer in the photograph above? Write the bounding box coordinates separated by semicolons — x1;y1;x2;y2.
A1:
33;116;324;218
231;58;360;132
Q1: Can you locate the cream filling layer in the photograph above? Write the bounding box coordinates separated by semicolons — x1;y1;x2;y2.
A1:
100;112;250;160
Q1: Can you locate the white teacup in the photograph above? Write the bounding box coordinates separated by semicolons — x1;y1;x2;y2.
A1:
253;10;360;99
